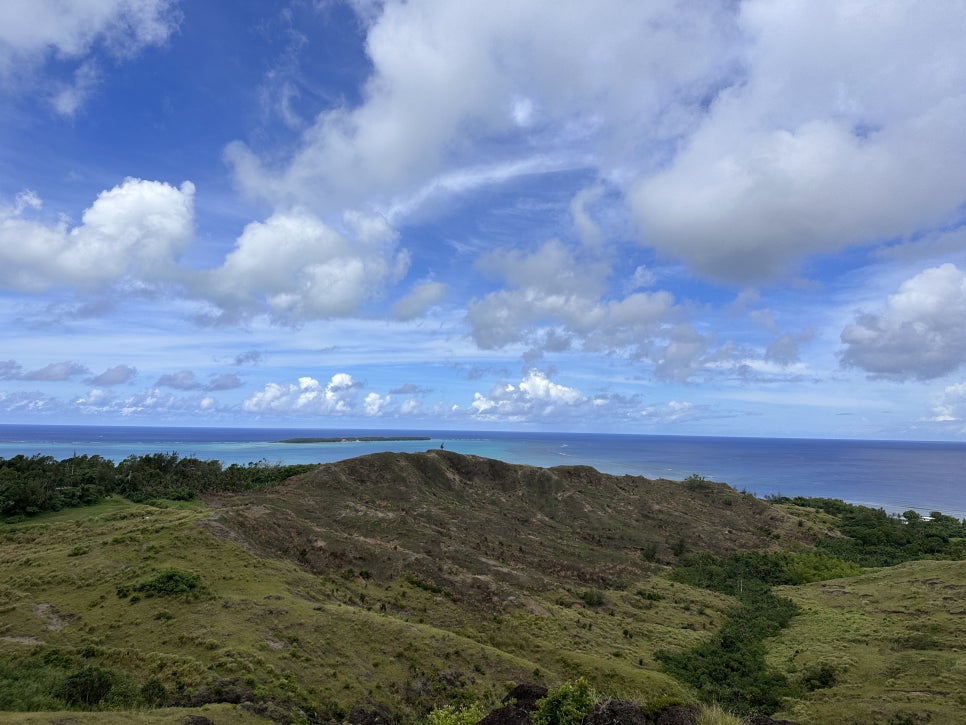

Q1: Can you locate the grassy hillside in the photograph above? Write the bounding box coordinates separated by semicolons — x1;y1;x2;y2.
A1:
769;559;966;723
1;450;964;723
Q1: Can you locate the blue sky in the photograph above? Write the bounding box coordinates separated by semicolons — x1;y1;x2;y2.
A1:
2;0;966;439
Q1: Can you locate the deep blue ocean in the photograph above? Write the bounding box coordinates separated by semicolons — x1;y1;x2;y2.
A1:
1;424;964;519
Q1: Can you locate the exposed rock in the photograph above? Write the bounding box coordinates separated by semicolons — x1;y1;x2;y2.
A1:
477;705;531;724
501;683;548;711
182;717;215;725
655;705;699;725
587;699;651;724
346;703;397;724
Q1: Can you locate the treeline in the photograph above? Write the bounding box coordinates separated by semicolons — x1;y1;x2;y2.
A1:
656;550;858;715
657;499;966;715
774;496;966;566
0;453;317;519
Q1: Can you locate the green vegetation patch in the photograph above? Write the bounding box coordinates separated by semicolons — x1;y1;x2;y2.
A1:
775;497;966;566
655;549;862;715
0;453;316;520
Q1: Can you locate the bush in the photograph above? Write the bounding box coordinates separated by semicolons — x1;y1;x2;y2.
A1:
532;678;596;725
137;568;201;596
140;678;168;706
799;663;837;692
54;666;116;707
425;702;486;724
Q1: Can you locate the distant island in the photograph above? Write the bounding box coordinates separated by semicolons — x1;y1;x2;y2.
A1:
278;435;432;443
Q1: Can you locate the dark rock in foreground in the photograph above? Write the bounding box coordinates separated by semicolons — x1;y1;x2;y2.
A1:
477;705;532;724
501;683;548;711
587;699;651;724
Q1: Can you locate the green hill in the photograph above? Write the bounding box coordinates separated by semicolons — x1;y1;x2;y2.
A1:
1;451;964;723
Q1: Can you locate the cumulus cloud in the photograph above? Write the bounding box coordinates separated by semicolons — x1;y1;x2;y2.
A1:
89;364;137;386
201;208;407;323
466;239;712;379
242;373;364;415
629;1;966;282
469;369;649;422
469;370;585;421
0;178;195;292
225;0;739;214
225;0;966;289
840;264;966;380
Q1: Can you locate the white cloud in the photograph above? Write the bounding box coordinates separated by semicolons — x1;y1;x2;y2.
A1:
642;400;703;424
242;373;364;415
570;185;606;248
225;0;739;214
629;1;966;282
0;0;181;106
363;391;390;416
0;178;194;292
202;208;407;323
840;263;966;380
50;59;100;116
470;370;586;421
931;382;966;422
466;239;712;379
72;387;222;417
468;368;644;422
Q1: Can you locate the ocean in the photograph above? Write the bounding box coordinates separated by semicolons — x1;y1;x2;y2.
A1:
1;424;964;520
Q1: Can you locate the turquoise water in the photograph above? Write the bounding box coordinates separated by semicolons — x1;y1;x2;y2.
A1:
1;425;964;519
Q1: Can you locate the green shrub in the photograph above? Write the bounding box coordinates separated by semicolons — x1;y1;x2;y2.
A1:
137;568;201;596
532;678;596;725
425;702;486;724
53;666;116;707
140;677;168;706
799;663;837;691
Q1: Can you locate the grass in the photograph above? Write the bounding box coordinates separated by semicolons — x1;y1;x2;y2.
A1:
769;559;966;723
0;703;271;723
3;452;965;722
1;493;711;721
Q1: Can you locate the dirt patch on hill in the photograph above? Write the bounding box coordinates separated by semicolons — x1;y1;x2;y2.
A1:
35;602;73;631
